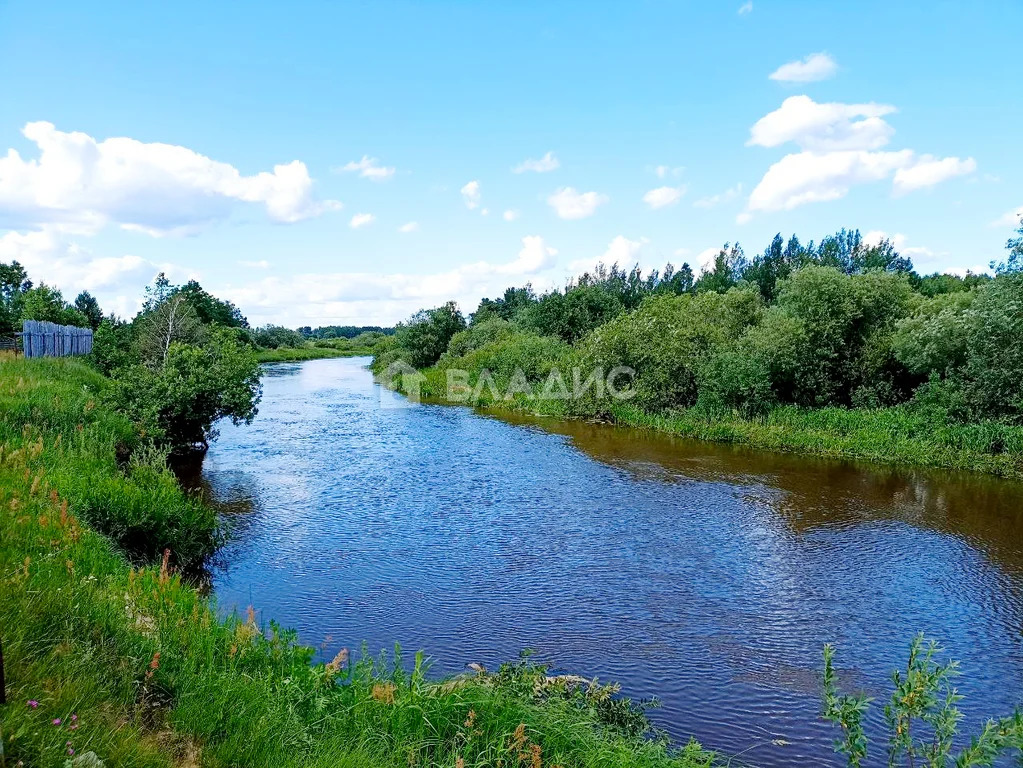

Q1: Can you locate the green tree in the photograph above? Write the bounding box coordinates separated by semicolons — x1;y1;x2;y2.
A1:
177;279;249;327
391;302;467;368
694;243;747;294
21;283;89;326
111;327;262;454
0;260;31;334
74;290;104;330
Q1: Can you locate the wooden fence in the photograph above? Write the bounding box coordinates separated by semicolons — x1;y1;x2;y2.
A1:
21;320;93;358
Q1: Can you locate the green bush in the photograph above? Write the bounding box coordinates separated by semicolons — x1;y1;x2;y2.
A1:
581;288;762;411
110;328;262;454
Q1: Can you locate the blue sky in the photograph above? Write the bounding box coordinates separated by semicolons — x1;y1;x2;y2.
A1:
1;0;1020;326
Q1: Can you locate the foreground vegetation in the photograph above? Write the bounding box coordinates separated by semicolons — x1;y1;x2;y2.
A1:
0;358;714;768
374;223;1023;478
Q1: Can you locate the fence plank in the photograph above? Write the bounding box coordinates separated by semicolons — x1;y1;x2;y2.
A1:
20;320;93;359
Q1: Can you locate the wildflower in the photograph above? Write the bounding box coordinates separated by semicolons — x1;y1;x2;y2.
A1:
53;718;62;725
27;699;39;708
145;651;161;680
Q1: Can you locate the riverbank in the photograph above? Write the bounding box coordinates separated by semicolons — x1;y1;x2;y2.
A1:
255;346;360;362
384;364;1023;480
0;358;713;768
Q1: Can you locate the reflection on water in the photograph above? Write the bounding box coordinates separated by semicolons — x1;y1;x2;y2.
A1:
201;357;1023;767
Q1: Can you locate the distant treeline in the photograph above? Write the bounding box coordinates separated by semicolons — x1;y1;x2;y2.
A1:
298;324;395;339
373;223;1023;474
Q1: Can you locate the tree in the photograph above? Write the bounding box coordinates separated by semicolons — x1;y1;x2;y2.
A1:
177;280;249;327
992;214;1023;274
111;328;262;454
694;243;747;294
391;302;467;368
21;283;89;326
0;260;31;334
135;294;204;366
74;291;104;330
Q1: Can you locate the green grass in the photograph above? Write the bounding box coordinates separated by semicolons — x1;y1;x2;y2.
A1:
384;362;1023;479
609;402;1023;479
255;346;363;363
0;358;713;768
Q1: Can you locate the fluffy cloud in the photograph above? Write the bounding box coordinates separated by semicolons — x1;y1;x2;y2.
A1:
642;185;686;209
0;121;340;236
769;53;838;83
503;209;520;221
513;151;559;173
738;1;753;15
0;227;164;318
892;155;976;195
547;187;609;220
748;95;896;152
398;221;419;233
747;149;914;212
338;155;395;181
349;213;376;229
460;180;481;210
993;206;1023;228
694;183;742;209
743;97;977;217
220;235;559;326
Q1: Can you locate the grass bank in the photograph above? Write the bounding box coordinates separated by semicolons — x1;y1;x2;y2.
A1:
0;357;713;768
386;364;1023;480
255;346;360;363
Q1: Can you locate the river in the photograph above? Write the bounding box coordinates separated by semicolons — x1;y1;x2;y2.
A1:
198;356;1023;766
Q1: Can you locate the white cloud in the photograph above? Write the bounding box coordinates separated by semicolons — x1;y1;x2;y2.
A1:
738;1;753;15
993;206;1023;228
513;151;559;174
398;221;419;233
349;213;375;229
642;185;686;209
892;155;976;195
220;235;560;326
547;187;609;220
0;227;159;317
863;230;936;260
337;155;396;181
238;259;271;269
654;165;684;179
742;97;976;218
747;149;914;212
769;53;838;83
461;180;481;210
0;121;340;236
503;209;519;221
694;183;742;209
748;95;897;152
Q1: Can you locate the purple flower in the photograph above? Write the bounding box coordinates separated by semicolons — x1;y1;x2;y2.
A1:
26;700;39;708
52;718;62;725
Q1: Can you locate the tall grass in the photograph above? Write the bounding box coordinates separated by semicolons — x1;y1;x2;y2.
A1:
255;346;355;363
0;358;713;768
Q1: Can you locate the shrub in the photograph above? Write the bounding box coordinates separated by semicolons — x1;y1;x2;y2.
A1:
390;302;466;368
822;635;1023;767
110;328;262;454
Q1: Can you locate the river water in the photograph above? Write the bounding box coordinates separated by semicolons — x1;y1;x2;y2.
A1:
200;356;1023;766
